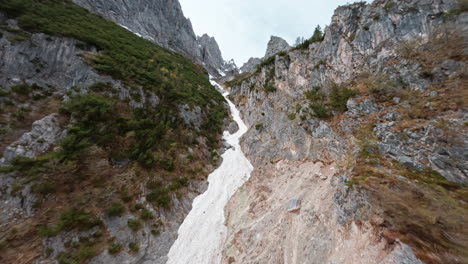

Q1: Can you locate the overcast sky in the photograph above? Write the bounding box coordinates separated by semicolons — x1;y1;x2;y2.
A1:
179;0;354;65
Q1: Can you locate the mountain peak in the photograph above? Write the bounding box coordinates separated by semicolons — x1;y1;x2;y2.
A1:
265;36;291;58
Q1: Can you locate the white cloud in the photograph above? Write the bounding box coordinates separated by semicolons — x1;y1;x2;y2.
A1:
179;0;354;65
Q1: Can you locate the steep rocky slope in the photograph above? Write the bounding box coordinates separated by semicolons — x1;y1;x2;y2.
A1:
71;0;238;77
223;0;467;263
0;1;229;263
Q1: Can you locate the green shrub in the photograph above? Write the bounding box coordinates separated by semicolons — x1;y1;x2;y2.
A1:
38;225;60;237
10;83;31;95
106;203;125;217
134;203;144;211
127;219;141;231
140;209;153;221
0;88;10;97
88;82;112;92
264;85;276;93
108;243;121;255
255;55;276;73
314;60;326;69
31;181;57;195
287;113;296;120
57;244;96;264
6;30;30;43
309;103;330;118
255;123;263;130
120;189;133;203
328;83;358;112
146;180;163;190
58;208;102;231
167;177;189;191
128;242;139;253
383;1;396;10
159;159;175;171
39;208;101;237
304;86;325;101
146;190;171;208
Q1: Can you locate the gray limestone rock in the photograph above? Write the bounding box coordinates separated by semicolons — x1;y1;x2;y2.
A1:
2;114;66;164
286;199;301;212
0;29;119;92
178;104;203;130
264;36;291;58
240;57;262;73
346;98;379;116
228;121;239;134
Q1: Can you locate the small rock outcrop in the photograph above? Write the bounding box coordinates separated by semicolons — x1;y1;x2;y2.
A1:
239;57;262;73
2;114;65;164
228;121;239;134
264;36;291;58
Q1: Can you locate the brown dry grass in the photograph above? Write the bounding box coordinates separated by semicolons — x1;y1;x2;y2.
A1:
349;140;468;264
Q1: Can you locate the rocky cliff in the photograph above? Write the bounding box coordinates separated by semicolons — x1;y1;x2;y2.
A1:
71;0;238;77
0;1;230;263
224;0;467;263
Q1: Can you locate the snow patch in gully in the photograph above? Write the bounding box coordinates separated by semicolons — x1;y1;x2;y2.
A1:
166;79;253;264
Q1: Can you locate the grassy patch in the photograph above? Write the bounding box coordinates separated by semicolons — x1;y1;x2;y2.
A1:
140;209;154;221
127;219;141;231
128;242;139;253
105;203;125;217
328;83;358;112
301;83;357;119
38;208;102;237
264;85;276;93
309;103;330;118
10;83;32;96
108;243;121;255
383;1;396;11
31;181;57;195
57;236;101;264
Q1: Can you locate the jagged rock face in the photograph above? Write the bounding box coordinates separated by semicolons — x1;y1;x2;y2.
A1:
71;0;238;77
231;0;465;167
71;0;196;56
196;34;237;77
239;57;261;73
0;17;115;92
197;34;224;70
223;161;423;264
225;0;467;262
264;36;291;58
0;19;161;110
